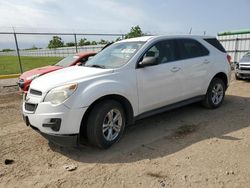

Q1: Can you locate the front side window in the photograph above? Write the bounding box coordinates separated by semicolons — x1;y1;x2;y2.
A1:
143;40;177;64
85;42;145;68
177;39;209;59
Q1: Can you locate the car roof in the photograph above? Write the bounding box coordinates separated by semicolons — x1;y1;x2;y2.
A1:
118;35;215;43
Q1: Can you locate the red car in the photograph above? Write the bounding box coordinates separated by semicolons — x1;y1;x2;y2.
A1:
18;52;96;92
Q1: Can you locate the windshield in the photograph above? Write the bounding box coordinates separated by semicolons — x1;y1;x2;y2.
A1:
55;55;79;67
240;54;250;62
85;41;145;68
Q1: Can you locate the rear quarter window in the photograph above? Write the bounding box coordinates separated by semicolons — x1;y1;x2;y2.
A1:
204;38;226;53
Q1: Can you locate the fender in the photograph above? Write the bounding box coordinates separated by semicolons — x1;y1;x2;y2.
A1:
65;77;139;116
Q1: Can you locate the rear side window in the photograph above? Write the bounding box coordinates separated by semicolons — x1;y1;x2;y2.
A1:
177;39;209;60
204;38;226;53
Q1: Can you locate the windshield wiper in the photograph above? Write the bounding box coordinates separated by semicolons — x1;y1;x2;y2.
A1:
85;64;106;69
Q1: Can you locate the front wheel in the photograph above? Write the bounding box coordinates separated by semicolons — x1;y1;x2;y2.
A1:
86;100;125;149
202;78;225;109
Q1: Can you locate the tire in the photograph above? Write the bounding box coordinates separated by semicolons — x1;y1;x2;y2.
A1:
202;78;225;109
235;73;241;80
86;100;125;149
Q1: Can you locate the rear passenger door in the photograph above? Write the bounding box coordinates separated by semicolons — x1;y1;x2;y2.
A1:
176;39;211;99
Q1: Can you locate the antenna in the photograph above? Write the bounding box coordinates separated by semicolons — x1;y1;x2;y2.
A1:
189;27;192;35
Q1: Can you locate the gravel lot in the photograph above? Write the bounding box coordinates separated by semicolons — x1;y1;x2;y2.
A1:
0;77;250;188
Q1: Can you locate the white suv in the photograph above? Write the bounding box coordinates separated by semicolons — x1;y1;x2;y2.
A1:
22;35;231;149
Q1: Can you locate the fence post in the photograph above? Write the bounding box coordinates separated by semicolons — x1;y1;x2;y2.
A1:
234;37;239;63
13;32;23;73
74;34;78;53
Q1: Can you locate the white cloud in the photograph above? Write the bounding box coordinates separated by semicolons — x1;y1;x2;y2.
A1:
0;0;152;33
0;1;50;28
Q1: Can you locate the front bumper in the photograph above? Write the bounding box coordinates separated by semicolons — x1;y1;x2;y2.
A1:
235;69;250;78
23;101;87;146
17;79;25;89
23;115;78;146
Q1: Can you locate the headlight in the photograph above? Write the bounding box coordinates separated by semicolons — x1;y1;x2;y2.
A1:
26;74;41;81
44;83;77;105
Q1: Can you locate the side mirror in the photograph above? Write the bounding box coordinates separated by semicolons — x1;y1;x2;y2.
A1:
138;57;158;68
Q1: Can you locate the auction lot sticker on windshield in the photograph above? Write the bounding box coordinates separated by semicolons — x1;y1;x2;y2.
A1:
121;49;137;54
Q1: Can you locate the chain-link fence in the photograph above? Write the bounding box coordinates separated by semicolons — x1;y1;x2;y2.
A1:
0;45;105;57
0;32;124;74
218;30;250;63
1;30;250;75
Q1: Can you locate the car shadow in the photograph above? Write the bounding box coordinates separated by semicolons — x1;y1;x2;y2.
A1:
49;94;250;164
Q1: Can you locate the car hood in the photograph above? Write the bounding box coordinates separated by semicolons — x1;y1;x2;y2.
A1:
30;66;114;93
20;66;62;80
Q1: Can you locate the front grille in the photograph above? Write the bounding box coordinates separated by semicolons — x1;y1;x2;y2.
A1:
25;103;37;112
239;73;250;78
30;89;42;96
240;67;250;70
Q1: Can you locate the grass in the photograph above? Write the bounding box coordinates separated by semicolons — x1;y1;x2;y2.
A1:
0;56;63;75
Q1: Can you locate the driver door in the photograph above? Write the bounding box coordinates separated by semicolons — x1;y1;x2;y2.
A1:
136;40;184;114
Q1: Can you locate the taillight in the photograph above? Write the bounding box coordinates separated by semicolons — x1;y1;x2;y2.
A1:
227;55;232;64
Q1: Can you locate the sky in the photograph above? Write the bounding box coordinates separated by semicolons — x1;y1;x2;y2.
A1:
0;0;250;49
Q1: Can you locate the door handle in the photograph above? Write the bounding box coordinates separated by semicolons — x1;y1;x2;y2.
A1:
171;67;181;72
203;59;210;64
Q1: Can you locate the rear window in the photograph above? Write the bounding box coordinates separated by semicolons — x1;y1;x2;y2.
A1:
204;38;226;53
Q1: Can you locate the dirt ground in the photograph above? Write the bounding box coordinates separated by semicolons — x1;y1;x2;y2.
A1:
0;77;250;188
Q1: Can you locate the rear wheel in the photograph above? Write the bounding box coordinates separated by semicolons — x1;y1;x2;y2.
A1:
202;78;225;109
86;100;125;149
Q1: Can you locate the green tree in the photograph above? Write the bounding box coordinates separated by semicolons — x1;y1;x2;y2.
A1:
65;42;75;47
48;36;64;48
30;45;38;50
125;25;144;39
2;48;14;52
84;41;91;45
91;41;97;45
78;38;87;46
99;39;108;45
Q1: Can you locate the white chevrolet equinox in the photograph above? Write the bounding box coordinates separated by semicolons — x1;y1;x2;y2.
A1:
22;35;231;149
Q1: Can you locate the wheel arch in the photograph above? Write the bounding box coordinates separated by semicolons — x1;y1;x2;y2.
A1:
212;72;228;89
79;94;134;141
